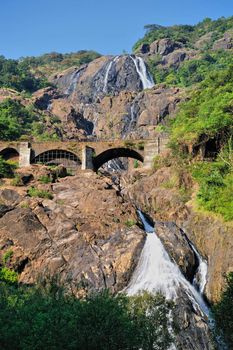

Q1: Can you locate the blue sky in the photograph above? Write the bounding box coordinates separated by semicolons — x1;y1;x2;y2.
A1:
1;0;233;59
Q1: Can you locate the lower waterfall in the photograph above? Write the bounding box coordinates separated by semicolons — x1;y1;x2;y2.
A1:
126;211;209;317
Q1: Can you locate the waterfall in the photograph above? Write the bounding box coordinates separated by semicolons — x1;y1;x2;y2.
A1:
130;56;155;90
103;56;119;93
126;211;209;317
65;68;83;95
123;103;138;138
191;243;208;294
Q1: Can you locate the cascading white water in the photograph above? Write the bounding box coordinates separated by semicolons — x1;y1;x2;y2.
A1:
191;243;208;294
130;56;155;89
65;69;83;95
126;211;209;317
103;56;119;93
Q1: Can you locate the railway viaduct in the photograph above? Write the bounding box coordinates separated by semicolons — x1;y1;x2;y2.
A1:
0;135;169;172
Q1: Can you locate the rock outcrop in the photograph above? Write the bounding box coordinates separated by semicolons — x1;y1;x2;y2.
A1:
0;171;145;295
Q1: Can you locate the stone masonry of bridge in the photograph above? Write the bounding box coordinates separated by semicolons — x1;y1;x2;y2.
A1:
0;135;169;171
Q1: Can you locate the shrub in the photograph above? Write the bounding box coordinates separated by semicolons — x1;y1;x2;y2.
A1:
0;283;174;350
38;175;53;184
125;219;137;227
11;174;22;186
28;186;53;199
0;267;18;284
212;272;233;348
0;157;16;178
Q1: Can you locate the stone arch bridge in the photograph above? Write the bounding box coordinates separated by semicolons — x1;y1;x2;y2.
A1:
0;136;169;172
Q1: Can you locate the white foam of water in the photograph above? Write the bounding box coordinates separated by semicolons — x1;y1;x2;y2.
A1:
103;56;119;93
126;211;209;318
130;56;154;89
65;69;82;95
191;243;208;294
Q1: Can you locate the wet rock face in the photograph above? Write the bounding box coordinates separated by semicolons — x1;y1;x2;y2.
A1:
52;55;143;104
155;221;198;282
174;290;214;350
0;173;145;295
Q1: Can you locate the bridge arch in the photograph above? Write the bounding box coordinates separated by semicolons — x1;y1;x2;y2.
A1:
93;147;143;171
31;149;81;174
0;147;19;162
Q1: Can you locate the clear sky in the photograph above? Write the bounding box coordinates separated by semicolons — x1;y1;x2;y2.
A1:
1;0;233;59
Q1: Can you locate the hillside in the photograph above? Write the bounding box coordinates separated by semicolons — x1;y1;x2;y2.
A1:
0;15;233;349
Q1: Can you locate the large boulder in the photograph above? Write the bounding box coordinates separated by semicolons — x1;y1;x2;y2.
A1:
212;30;233;50
150;38;183;55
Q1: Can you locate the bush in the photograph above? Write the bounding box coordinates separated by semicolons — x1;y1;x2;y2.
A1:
28;186;53;199
38;175;53;184
125;219;137;227
0;282;174;350
192;161;233;221
212;272;233;348
0;157;16;178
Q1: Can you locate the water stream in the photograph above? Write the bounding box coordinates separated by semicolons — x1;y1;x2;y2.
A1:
126;211;209;318
130;56;155;89
103;56;119;93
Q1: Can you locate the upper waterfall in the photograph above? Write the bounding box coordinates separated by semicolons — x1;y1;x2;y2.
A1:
130;55;155;89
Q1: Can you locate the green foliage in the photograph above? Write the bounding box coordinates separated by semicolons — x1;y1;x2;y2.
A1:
128;292;175;349
125;219;137;227
170;66;233;145
212;272;233;348
191;160;233;221
133;16;233;52
0;282;174;350
11;174;22;186
2;250;13;265
0;157;16;178
0;99;39;141
19;50;101;80
28;186;53;200
148;50;233;87
0;267;18;284
133;160;139;168
38;175;53;184
0;55;48;92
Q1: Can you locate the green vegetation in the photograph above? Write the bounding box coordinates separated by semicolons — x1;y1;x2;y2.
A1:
38;175;53;184
0;55;48;93
125;219;137;227
20;50;101;80
0;156;16;178
133;159;139;168
165;57;233;221
148;50;233;87
170;66;233;145
11;174;22;186
134;16;233;51
0;278;174;350
28;186;53;200
0;99;38;141
0;51;100;93
0;250;18;285
213;272;233;348
191;155;233;221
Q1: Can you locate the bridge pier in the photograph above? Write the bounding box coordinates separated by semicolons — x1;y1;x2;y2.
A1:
81;146;94;170
19;142;31;167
